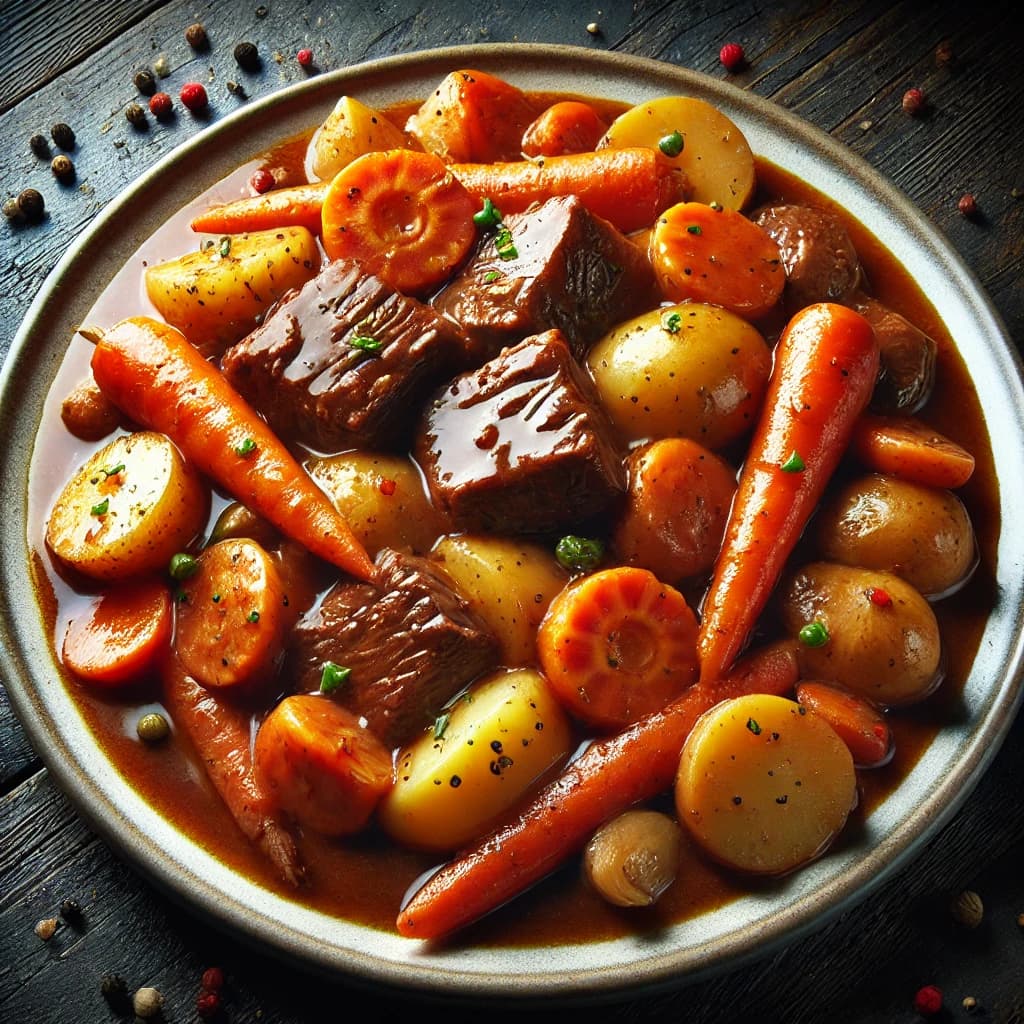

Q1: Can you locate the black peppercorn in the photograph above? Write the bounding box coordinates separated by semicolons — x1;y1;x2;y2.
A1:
255;4;268;17
133;68;157;95
185;22;209;50
51;154;75;182
100;974;131;1014
59;898;82;923
17;188;45;222
29;133;50;157
125;102;147;127
233;41;260;71
51;122;75;150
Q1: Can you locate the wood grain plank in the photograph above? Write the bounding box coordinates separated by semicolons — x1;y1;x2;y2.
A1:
0;686;39;791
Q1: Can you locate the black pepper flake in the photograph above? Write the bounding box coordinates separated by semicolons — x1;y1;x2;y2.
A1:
776;795;789;804
732;795;743;805
449;775;462;788
490;740;503;753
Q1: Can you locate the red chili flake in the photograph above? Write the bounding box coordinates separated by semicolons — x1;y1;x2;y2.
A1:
958;193;978;218
196;990;221;1019
719;42;745;71
180;81;209;112
201;967;224;992
149;92;173;119
297;48;314;68
379;477;397;496
902;87;926;116
869;587;893;608
913;985;943;1016
250;169;275;194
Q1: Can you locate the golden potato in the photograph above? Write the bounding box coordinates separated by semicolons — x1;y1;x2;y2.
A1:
46;431;208;581
308;96;407;181
305;451;445;558
676;694;857;876
598;96;756;210
813;473;976;598
378;668;573;851
778;561;942;707
587;302;771;450
145;226;320;354
432;534;568;666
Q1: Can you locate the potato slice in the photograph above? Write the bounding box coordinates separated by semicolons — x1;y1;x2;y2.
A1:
676;694;857;875
46;431;208;581
308;96;407;181
378;668;573;851
598;96;755;209
144;226;320;354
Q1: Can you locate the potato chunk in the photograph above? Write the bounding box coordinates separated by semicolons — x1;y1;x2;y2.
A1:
308;96;407;181
675;694;857;875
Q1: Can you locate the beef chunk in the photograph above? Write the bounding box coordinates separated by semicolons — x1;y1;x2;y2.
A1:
432;195;656;360
221;259;472;451
289;549;498;748
416;329;626;533
754;204;862;312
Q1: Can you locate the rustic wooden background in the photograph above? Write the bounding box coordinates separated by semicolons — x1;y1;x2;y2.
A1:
2;1;1023;1021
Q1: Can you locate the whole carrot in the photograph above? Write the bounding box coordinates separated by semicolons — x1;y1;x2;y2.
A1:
189;182;328;235
697;302;878;683
450;147;689;233
88;317;376;582
396;640;799;940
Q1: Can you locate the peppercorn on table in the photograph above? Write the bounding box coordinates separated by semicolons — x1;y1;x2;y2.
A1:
2;1;1024;1021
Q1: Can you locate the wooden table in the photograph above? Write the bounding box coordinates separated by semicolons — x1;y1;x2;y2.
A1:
3;1;1023;1020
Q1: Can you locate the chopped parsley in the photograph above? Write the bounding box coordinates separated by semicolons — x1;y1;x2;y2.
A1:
320;661;352;694
473;197;503;230
350;334;383;353
661;311;682;334
234;437;257;458
780;451;806;473
90;498;109;516
555;535;605;573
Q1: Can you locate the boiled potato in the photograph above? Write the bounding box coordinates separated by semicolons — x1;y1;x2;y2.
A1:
598;96;756;210
306;451;445;557
675;694;857;875
145;226;320;354
587;302;771;450
432;534;568;665
778;562;942;707
378;668;573;851
813;473;976;598
46;431;208;580
308;96;407;181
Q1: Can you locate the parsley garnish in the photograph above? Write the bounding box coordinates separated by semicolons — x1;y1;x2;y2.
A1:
234;437;257;458
320;661;352;694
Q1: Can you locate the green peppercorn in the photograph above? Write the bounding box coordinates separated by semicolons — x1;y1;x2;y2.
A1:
233;41;260;71
125;102;147;127
17;188;45;222
798;621;829;648
168;552;199;581
51;154;75;183
133;68;157;95
3;198;23;222
137;712;170;743
29;133;50;157
185;22;209;50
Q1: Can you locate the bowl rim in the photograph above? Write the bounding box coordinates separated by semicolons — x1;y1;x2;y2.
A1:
3;42;1023;1003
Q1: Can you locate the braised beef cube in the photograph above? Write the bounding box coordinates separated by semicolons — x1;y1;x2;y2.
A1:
221;259;472;451
433;195;656;360
416;329;626;533
289;549;498;748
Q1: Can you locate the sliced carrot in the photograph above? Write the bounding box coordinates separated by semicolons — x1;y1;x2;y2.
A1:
697;303;879;683
61;579;172;686
521;101;607;157
650;201;785;319
162;653;303;885
88;317;376;582
405;68;537;164
189;182;328;235
851;413;975;489
450;147;689;234
537;567;699;730
395;639;799;940
253;695;393;837
320;149;477;297
175;538;286;690
795;681;894;768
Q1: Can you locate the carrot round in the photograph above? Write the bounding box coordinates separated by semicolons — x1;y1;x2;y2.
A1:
395;639;799;940
697;303;879;683
450;147;690;234
650;201;785;318
850;413;975;489
320;149;477;296
521;101;607;157
88;317;376;582
537;567;699;730
61;578;172;686
189;182;329;235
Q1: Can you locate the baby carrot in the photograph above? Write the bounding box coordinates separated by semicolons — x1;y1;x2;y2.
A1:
450;147;690;234
395;640;799;940
189;182;328;235
88;317;376;582
696;303;878;683
850;413;975;489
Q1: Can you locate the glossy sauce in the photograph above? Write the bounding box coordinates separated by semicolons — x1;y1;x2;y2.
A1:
28;92;997;947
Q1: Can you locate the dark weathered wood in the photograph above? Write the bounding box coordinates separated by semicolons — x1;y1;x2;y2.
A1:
2;0;1023;1020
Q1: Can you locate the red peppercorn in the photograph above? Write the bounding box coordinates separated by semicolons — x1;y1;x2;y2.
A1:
297;48;314;68
149;92;173;119
719;42;745;71
201;966;224;992
902;88;926;115
196;990;220;1019
180;82;209;112
914;985;943;1016
379;478;397;496
869;587;893;608
250;169;275;194
958;193;978;218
